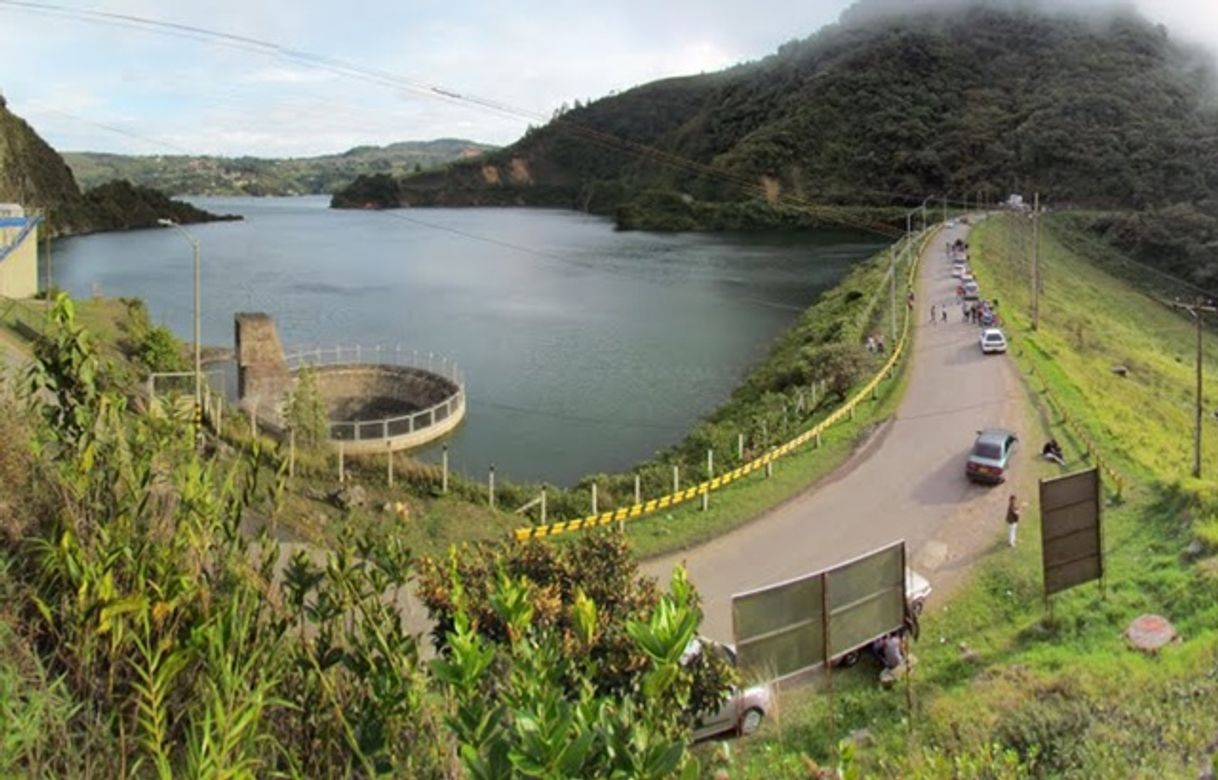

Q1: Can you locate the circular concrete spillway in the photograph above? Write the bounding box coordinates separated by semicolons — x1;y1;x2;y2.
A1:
295;360;465;454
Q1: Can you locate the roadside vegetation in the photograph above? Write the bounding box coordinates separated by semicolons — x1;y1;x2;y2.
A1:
0;296;735;777
708;214;1218;777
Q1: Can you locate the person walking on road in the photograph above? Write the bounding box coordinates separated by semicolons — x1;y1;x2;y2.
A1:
930;304;937;325
1006;494;1022;547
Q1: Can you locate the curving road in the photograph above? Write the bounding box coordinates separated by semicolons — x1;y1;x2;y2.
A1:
643;220;1036;642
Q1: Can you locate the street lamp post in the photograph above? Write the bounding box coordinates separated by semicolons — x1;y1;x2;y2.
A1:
157;218;201;438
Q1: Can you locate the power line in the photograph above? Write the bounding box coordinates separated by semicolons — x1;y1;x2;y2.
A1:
0;0;910;240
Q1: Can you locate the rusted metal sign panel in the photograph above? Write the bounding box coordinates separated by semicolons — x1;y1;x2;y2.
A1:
1040;468;1102;597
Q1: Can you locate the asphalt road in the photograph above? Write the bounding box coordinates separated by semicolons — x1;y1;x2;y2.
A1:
643;220;1035;643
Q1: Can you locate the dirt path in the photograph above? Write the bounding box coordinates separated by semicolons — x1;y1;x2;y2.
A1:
643;220;1038;642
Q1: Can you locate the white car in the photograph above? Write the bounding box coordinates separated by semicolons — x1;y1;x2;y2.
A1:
951;263;967;278
980;328;1007;353
963;281;981;301
961;271;975;283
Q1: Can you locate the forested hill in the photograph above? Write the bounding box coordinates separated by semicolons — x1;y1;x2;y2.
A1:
0;104;235;236
332;1;1218;229
64;139;497;197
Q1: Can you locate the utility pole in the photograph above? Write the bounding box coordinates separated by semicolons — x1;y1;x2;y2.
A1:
43;207;52;299
1164;298;1217;479
890;246;897;342
158;219;202;442
1031;193;1040;331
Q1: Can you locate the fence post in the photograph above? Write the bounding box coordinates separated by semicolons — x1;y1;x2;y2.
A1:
249;404;257;438
701;487;709;512
738;433;744;461
634;473;641;505
442;444;449;494
766;450;774;479
489;465;496;509
673;465;680;493
289;429;296;479
707;449;714;479
591;482;598;515
216;395;223;437
540;485;547;525
387;444;394;487
338;442;345;484
849;405;856;421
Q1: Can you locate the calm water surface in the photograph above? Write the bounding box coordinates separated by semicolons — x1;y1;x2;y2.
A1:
52;197;885;485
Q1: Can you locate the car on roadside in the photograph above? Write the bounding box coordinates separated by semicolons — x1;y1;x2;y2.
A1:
962;281;981;300
966;428;1017;483
682;638;775;740
979;328;1007;353
951;263;967;278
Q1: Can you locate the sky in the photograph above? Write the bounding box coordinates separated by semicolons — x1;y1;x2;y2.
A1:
0;0;1215;158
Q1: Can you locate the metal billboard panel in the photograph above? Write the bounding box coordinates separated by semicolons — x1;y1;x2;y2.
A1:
731;541;908;682
826;542;906;658
732;572;825;679
1040;468;1102;597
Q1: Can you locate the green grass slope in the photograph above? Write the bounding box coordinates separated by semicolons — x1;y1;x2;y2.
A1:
709;216;1218;777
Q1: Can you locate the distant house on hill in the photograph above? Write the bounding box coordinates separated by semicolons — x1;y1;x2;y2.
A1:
0;203;41;299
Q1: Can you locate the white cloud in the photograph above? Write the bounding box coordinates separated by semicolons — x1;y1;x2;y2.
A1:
2;0;1217;157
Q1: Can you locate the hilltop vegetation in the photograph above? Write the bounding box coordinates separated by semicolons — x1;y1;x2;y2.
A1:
334;0;1218;264
64;139;496;197
0;104;234;235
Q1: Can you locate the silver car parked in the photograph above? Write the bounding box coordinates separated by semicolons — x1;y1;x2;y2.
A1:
682;638;775;740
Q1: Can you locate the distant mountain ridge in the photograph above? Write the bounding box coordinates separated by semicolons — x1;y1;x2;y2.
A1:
331;0;1218;236
0;103;234;236
64;139;496;197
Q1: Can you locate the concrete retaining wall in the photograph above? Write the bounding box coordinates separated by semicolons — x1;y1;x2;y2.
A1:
308;364;465;454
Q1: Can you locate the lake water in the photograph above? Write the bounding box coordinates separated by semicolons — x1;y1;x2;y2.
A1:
51;196;886;485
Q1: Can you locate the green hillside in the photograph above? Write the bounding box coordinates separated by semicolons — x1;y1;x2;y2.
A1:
0;104;235;236
64;139;496;197
333;1;1218;250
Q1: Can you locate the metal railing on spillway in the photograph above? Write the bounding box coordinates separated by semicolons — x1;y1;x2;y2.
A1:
283;344;465;443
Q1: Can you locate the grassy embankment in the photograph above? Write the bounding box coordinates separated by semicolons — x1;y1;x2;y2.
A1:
707;214;1218;777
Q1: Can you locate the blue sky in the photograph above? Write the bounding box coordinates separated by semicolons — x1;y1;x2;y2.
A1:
0;0;1212;158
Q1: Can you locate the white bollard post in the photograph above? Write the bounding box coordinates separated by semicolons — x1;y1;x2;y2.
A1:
701;488;708;512
489;465;496;509
540;485;547;524
672;465;679;493
707;449;714;479
737;432;744;461
634;474;641;505
442;444;449;494
591;482;598;515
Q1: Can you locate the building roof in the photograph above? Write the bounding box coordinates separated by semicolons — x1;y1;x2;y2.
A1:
0;215;41;265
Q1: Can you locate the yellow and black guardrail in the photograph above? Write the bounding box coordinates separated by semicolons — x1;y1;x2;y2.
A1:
512;226;940;542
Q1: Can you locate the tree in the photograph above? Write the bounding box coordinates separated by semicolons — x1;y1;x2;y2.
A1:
283;365;328;446
804;342;868;401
